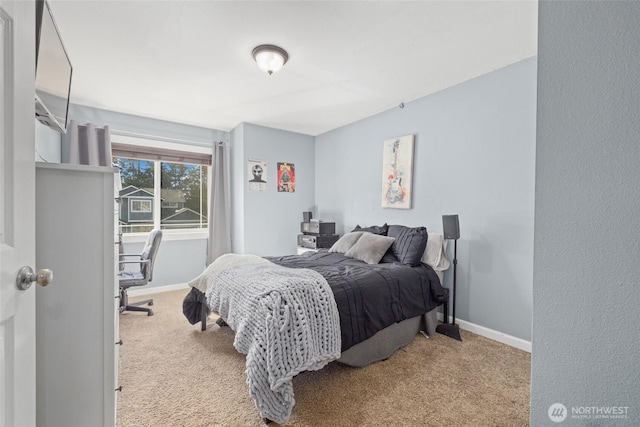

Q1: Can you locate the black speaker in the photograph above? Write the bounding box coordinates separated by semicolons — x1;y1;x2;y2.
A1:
303;211;313;222
442;215;460;240
438;213;462;341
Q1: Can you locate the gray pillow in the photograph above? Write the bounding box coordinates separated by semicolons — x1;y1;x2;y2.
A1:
344;233;395;264
328;231;365;253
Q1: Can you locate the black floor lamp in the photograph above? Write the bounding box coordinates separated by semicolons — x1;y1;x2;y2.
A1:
436;214;462;341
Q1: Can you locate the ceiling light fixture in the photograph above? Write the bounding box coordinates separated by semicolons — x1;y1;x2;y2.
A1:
252;44;288;75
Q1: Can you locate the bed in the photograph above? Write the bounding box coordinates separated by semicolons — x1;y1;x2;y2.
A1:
182;225;450;424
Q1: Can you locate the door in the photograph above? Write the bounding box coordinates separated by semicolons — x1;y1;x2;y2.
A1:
0;1;36;427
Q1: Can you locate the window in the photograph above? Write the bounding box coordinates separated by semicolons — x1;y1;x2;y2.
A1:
115;158;155;234
131;199;152;212
160;161;208;231
113;141;211;235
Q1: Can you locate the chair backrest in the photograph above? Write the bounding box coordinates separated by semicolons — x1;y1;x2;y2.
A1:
140;229;163;282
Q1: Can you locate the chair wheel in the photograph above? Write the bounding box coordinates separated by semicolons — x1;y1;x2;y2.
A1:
147;310;154;316
148;301;154;306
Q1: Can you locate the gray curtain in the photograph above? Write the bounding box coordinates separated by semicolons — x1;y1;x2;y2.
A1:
207;141;231;265
61;120;112;166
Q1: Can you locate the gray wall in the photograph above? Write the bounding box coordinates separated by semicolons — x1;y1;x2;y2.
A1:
315;57;537;341
68;105;226;288
68;104;227;145
231;123;316;256
531;2;640;425
122;237;207;287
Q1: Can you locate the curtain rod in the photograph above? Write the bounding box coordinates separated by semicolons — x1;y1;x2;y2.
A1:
110;129;225;148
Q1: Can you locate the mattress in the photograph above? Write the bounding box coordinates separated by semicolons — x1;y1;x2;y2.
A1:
265;250;447;351
183;250;446;364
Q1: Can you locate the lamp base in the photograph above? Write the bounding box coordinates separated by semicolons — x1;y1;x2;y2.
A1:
436;322;462;341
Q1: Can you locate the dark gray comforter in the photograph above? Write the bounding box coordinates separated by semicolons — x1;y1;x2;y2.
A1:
264;250;447;352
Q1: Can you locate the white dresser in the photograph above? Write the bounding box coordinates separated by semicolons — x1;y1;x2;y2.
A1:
35;162;119;427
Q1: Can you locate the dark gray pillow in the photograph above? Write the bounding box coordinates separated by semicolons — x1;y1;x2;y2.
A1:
380;250;400;264
351;223;389;235
328;231;365;253
387;225;428;266
344;233;395;264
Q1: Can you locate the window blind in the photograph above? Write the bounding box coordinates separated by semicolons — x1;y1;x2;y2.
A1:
111;143;212;166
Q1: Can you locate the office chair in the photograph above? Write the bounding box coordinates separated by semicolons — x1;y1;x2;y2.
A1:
118;229;163;316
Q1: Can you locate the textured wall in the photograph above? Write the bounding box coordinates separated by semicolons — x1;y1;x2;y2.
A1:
315;58;537;341
531;1;640;425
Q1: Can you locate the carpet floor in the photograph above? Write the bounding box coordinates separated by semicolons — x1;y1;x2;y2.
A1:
117;289;531;427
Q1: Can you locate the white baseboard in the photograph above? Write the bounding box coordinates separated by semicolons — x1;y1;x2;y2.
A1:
128;283;190;297
437;313;531;353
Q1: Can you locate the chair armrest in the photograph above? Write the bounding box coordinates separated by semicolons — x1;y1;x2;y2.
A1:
119;254;142;258
119;259;151;265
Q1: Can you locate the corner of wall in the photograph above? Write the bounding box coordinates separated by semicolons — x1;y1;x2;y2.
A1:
35;120;62;163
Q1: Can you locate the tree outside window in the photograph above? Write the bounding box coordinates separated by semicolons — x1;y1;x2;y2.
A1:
160;161;208;230
114;157;208;234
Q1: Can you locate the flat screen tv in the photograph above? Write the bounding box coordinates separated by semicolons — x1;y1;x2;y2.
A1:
35;0;72;134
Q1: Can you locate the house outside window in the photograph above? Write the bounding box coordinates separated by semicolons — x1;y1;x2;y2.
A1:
113;142;211;235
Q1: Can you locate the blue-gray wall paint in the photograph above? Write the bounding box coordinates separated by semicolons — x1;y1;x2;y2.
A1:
531;2;640;425
231;123;316;256
315;57;537;341
68;104;227;145
122;238;207;288
68;105;225;287
35;103;227;161
38;66;540;346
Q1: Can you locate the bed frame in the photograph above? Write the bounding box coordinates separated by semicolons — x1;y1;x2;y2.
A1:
197;292;437;367
193;260;442;367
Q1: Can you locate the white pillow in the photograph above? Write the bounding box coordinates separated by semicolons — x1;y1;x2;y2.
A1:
421;232;450;271
344;233;395;264
329;231;365;253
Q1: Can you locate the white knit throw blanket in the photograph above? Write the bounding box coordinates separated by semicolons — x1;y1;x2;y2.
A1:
203;255;341;424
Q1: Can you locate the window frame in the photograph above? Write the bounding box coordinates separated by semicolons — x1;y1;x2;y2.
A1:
130;198;152;213
113;135;212;239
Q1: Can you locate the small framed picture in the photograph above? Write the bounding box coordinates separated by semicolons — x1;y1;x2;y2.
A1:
248;160;267;192
277;162;295;192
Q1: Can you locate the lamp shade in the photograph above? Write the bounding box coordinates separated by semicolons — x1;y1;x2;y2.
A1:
252;45;288;75
442;215;460;240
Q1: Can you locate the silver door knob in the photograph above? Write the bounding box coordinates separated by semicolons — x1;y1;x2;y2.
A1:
16;266;53;290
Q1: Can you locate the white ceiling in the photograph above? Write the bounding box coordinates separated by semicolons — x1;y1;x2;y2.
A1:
48;1;538;136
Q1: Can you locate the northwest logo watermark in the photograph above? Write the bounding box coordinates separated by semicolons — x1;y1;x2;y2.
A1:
548;403;567;423
548;403;630;422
